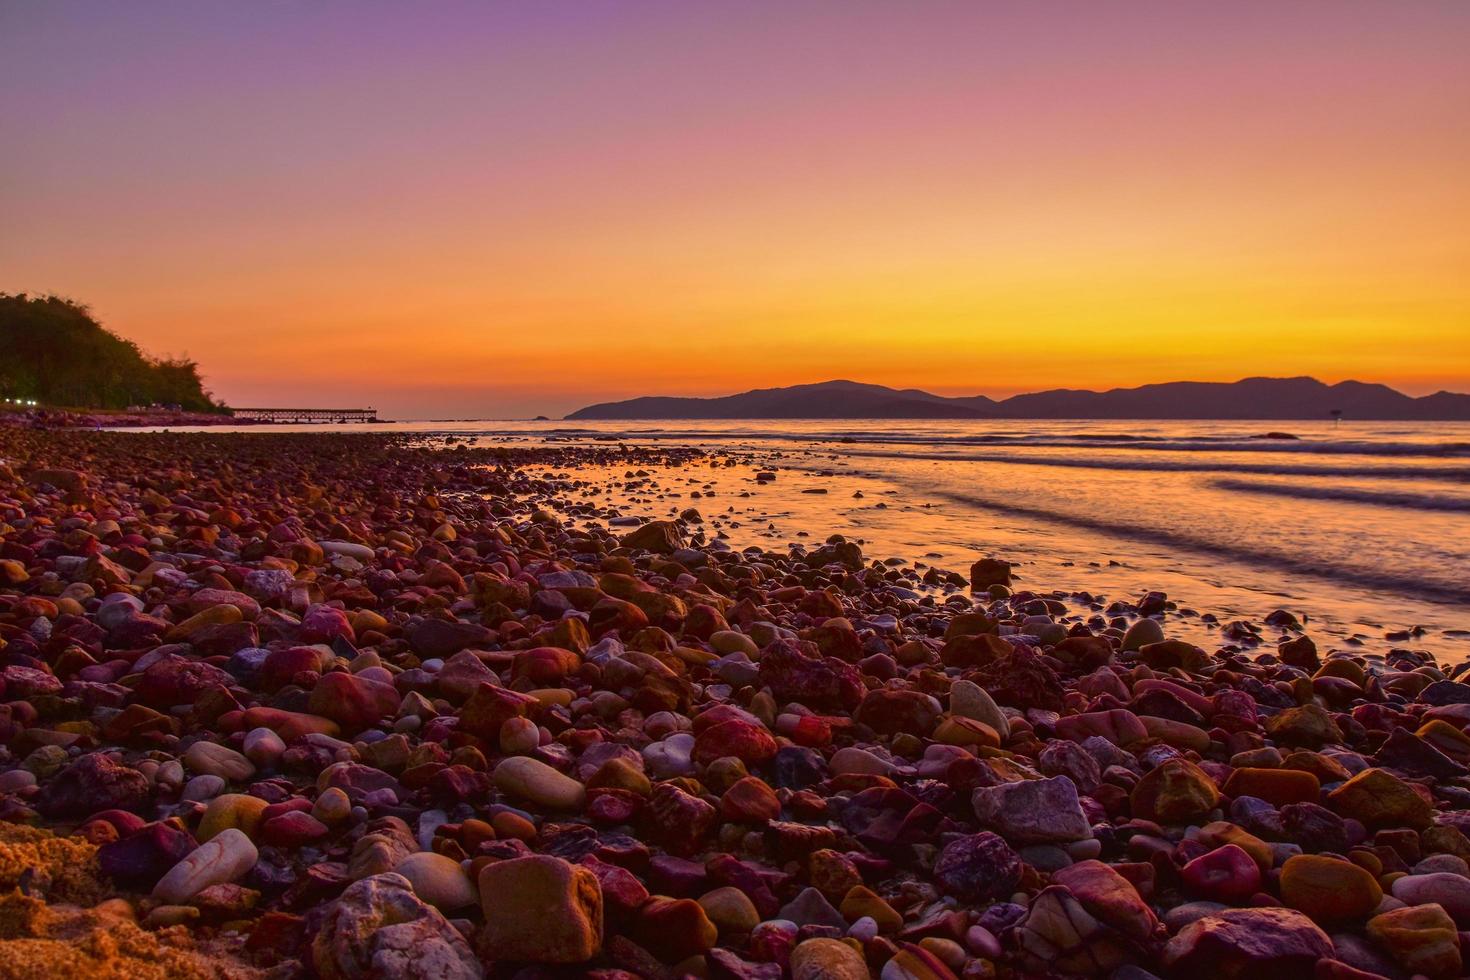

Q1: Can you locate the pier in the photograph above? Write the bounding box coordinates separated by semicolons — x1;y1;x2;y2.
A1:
230;407;381;424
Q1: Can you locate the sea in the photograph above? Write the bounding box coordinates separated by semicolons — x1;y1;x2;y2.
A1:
137;418;1470;664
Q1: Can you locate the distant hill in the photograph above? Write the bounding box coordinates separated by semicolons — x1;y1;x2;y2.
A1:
0;294;225;412
568;377;1470;421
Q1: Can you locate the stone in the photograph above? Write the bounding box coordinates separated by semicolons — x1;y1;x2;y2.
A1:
1052;859;1157;940
881;944;961;980
394;852;476;910
633;896;718;961
197;793;270;841
493;756;586;810
183;741;256;782
1131;758;1220;825
721;776;781;823
1265;704;1343;748
312;872;482;980
309;671;400;732
1162;907;1334;980
1222;767;1320;807
1013;884;1129;976
1279;855;1382;925
971;776;1091;843
699;886;761;934
1366;903;1462;979
1390;872;1470;927
1122;618;1165;651
948;680;1009;739
35;752;149;818
790;938;869;980
839;886;902;933
694;718;779;766
153;828;259;903
1182;844;1262;904
620;520;685;553
932;832;1023;902
1327;768;1432;830
478;855;602;963
969;558;1012;590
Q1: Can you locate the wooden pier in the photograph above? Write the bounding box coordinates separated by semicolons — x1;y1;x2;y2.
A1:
230;407;381;424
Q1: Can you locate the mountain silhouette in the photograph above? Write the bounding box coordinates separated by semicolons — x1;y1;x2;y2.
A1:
568;377;1470;420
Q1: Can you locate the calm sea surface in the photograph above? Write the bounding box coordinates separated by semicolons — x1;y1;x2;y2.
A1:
137;418;1470;662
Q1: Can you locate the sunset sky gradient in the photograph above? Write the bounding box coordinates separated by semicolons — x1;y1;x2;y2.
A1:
3;2;1468;418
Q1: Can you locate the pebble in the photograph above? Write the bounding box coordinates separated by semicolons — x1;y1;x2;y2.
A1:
152;828;258;903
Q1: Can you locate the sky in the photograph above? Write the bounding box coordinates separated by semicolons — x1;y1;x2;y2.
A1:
2;2;1468;419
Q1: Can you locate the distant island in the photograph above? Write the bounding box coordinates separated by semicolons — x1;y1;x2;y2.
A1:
0;293;225;413
569;377;1470;421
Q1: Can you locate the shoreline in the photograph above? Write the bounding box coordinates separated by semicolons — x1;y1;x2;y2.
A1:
0;429;1467;977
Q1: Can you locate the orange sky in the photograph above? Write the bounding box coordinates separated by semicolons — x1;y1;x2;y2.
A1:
2;3;1468;418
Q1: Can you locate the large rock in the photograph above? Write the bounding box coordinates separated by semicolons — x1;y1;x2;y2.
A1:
972;776;1091;843
1162;907;1334;980
1131;758;1220;825
619;520;685;554
312;873;483;980
36;752;150;818
478;855;602;963
152;828;258;903
932;832;1022;902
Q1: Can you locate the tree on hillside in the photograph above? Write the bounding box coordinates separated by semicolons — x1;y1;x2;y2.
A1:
0;293;226;412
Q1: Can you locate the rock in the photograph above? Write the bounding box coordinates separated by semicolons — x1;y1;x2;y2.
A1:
183;741;256;782
932;832;1023;902
1122;618;1165;651
948;680;1009;739
790;938;870;980
855;688;943;736
1279;855;1382;925
1222;767;1321;807
309;671;400;732
969;558;1012;591
197;793;270;841
1131;758;1220;825
493;756;586;810
1162;907;1334;980
1390;872;1470;927
699;886;761;934
478;855;602;963
1051;859;1157;940
633;896;718;961
1326;768;1432;829
779;886;848;930
694;719;779;766
394;852;476;911
881;944;960;980
153;828;259;903
971;776;1091;843
312;872;483;980
1013;884;1130;976
757;641;864;711
721;776;781;823
35;753;149;818
98;822;197;888
1181;844;1261;903
839;886;902;933
1266;704;1343;748
620;520;684;554
1366;903;1461;978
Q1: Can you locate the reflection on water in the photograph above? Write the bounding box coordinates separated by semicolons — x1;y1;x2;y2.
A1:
130;417;1470;662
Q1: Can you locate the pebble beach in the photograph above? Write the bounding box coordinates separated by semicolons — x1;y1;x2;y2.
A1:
2;427;1470;979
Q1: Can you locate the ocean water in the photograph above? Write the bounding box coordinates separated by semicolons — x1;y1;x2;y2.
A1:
136;418;1470;662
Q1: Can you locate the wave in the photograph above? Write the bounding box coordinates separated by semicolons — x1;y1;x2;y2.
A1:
828;448;1470;483
457;423;1470;459
1212;479;1470;512
924;489;1470;606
